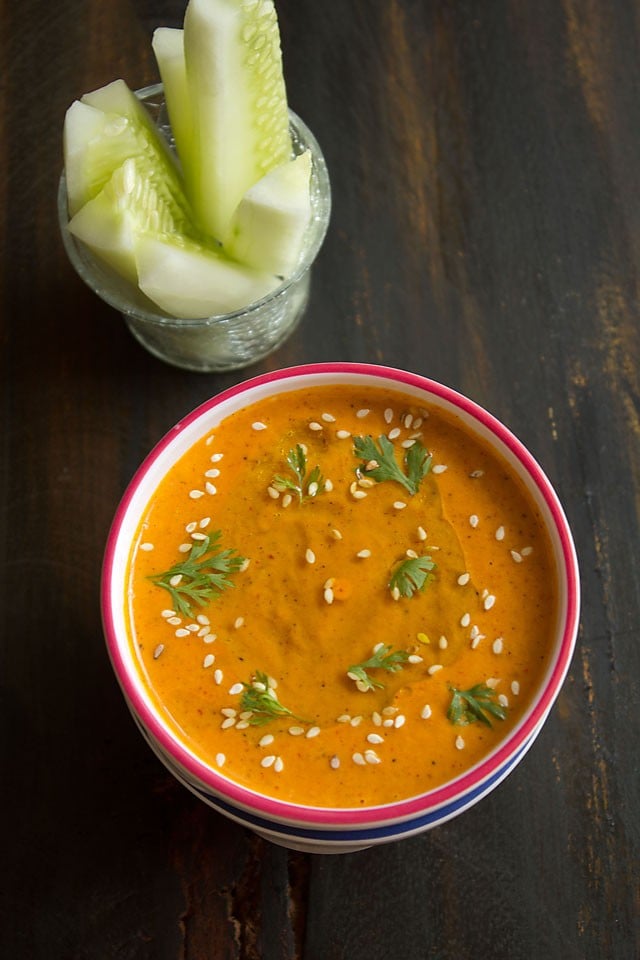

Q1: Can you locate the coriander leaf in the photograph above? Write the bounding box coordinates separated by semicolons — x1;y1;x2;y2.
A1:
239;671;304;725
353;435;432;496
347;644;410;692
389;555;436;598
149;530;245;617
447;684;508;728
272;444;325;503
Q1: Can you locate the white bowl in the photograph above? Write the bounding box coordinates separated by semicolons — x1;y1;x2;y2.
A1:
101;362;580;853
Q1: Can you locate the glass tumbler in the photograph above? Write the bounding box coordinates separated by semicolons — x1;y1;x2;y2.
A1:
58;84;331;373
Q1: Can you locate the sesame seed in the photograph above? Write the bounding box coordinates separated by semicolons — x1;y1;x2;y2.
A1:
358;476;376;488
511;680;520;695
352;752;366;766
203;633;216;645
205;468;221;479
365;749;381;764
432;464;448;474
493;637;504;654
161;610;176;619
367;733;384;744
189;490;204;499
391;586;401;601
394;714;406;728
382;706;397;716
350;715;363;727
372;711;382;726
169;574;183;587
511;550;523;563
408;654;423;664
308;481;319;497
331;528;343;540
234;617;244;629
216;753;226;767
356;549;371;558
388;427;401;440
288;726;305;736
203;654;215;668
330;756;340;769
460;613;471;627
428;664;443;675
306;726;321;739
308;421;323;432
153;644;164;659
324;479;334;492
393;500;407;510
403;414;413;429
235;721;249;730
306;548;316;564
384;408;394;424
324;577;335;589
322;412;336;422
140;542;154;552
214;669;223;685
267;486;280;499
259;734;274;747
210;453;223;462
186;623;199;633
438;636;448;649
417;526;427;541
221;717;236;729
175;628;190;638
406;549;418;560
178;543;191;553
167;616;181;626
274;757;284;773
191;531;207;541
455;735;465;750
486;677;500;688
470;469;484;478
352;489;367;500
229;683;243;696
484;594;496;610
495;526;505;541
417;632;430;644
498;694;509;707
401;439;416;449
337;714;351;723
457;572;470;586
383;718;394;728
205;482;217;495
252;421;267;431
356;408;370;418
521;546;533;556
282;494;292;508
413;417;423;428
239;559;250;572
261;755;276;768
471;636;483;649
324;587;334;604
196;614;210;625
421;704;432;719
469;514;479;528
336;429;351;439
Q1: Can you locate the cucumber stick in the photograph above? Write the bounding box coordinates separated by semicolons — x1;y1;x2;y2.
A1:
224;151;312;275
63;0;315;320
169;0;292;240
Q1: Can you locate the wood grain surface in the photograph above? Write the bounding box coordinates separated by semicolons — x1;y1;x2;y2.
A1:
1;0;639;957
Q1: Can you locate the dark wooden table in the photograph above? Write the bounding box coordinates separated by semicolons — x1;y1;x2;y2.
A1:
2;0;639;956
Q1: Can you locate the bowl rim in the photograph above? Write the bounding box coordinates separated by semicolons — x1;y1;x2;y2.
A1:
101;361;580;828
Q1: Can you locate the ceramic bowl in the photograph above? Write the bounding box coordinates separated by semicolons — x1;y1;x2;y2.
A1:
101;362;579;853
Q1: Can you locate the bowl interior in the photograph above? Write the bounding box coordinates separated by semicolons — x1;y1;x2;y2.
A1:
102;363;579;827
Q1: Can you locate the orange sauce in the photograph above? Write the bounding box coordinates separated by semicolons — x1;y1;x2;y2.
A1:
127;385;558;806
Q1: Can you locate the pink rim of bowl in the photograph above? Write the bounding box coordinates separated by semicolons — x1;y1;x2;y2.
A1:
101;362;580;831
